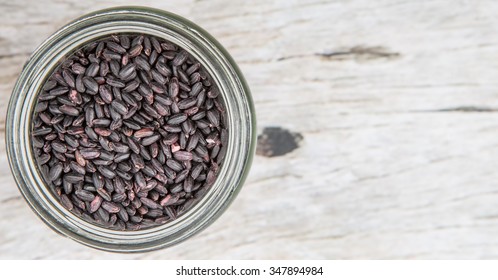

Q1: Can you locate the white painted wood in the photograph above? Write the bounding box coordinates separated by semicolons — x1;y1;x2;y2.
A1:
1;0;498;259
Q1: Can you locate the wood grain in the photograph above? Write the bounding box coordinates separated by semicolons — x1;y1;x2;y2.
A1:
2;0;498;259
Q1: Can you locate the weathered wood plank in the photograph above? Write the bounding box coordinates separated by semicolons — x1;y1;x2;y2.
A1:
1;0;498;259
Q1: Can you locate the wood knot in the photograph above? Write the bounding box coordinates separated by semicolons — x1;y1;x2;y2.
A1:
256;127;303;157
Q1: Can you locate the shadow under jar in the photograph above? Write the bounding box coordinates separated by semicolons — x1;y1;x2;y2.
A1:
6;7;255;252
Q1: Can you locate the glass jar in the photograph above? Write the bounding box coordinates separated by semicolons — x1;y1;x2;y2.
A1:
6;6;255;252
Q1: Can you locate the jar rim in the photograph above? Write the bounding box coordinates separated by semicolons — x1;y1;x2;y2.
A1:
6;6;256;252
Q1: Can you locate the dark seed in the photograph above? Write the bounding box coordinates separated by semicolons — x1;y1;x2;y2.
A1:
49;87;69;96
96;207;110;223
99;85;113;104
80;148;101;159
191;164;203;180
49;163;63;182
156;62;172;77
178;97;197;110
89;196;103;213
166;159;183;172
33;127;52;136
172;50;188;66
82;77;99;94
94;127;111;137
64;172;84;184
102;201;120;213
173;151;193;161
61;194;74;210
38;154;51;164
167;113;187;125
120;35;130;49
100;61;110;76
168;77;179;98
151;69;166;84
85;63;100;77
142;134;161;146
97;188;112;202
128;44;143;58
59;105;79;116
51;141;67;153
159;194;174;206
146;209;163;218
70;161;86;175
175;169;189;183
106;77;125;88
75;189;95;201
134;128;154;138
106;41;127;54
123;80;140;93
102;49;121;61
184;176;194;192
127;137;140;154
191;82;204;97
117;207;129;222
112;192;127;203
135;56;150;71
119;63;136;79
207;110;220;127
135;172;146;189
62;69;76;88
43;80;57;90
96;42;105;57
98;166;116;179
140;197;161;209
164;207;176;219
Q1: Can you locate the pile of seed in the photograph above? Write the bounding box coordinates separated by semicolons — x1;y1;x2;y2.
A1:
32;34;227;230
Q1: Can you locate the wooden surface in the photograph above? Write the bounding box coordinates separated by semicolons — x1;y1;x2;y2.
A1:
2;0;498;259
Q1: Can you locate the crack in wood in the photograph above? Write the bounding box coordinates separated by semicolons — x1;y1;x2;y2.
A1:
431;106;498;113
276;46;400;62
317;46;400;61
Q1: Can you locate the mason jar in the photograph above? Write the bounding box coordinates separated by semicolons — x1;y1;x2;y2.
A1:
6;6;255;252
